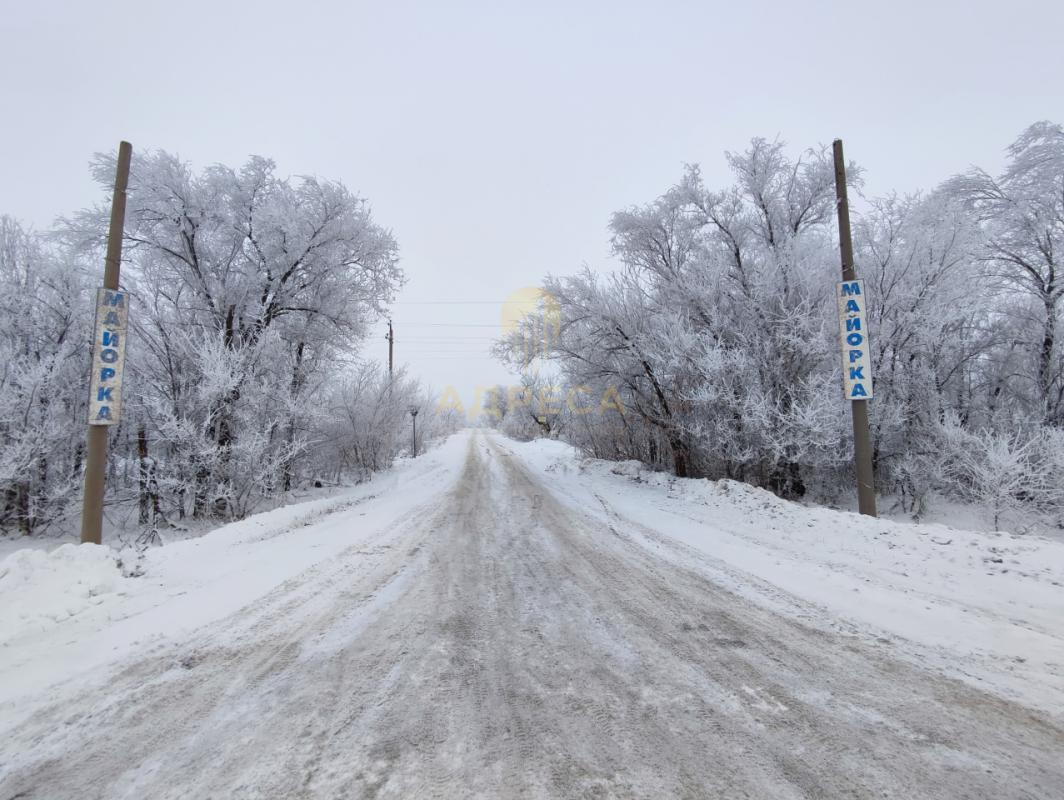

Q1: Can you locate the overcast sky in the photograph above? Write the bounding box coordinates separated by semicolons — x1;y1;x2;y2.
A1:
2;0;1061;411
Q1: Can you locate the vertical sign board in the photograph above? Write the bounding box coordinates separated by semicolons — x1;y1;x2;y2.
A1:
837;280;873;400
88;288;129;425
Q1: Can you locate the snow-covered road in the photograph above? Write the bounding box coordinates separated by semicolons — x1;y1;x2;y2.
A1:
1;431;1062;798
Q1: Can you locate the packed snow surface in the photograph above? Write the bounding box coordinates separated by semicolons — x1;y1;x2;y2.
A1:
0;544;124;642
1;430;1062;798
511;438;1064;715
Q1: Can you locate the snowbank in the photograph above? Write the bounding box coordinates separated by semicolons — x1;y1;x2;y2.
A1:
0;544;127;643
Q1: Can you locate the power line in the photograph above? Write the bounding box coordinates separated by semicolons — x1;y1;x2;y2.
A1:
391;300;510;305
395;357;501;361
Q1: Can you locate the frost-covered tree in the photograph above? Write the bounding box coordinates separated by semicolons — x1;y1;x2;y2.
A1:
497;125;1064;525
947;122;1064;425
0;217;90;535
314;365;461;481
53;151;404;524
854;192;989;505
500;140;847;489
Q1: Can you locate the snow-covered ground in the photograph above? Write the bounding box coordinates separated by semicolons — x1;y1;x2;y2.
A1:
504;436;1064;716
0;481;360;563
1;430;1062;798
0;435;469;719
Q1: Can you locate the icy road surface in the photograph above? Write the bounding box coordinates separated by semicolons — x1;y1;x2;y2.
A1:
1;431;1062;798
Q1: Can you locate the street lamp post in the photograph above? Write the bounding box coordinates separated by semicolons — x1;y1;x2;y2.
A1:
410;407;419;458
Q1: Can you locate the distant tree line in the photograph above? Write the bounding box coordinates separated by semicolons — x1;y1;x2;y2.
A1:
495;123;1064;526
0;152;459;537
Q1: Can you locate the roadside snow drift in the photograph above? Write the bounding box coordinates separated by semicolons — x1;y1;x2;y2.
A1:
0;433;470;716
501;436;1064;715
0;544;125;642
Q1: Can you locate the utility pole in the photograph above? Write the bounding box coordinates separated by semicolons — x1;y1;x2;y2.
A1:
387;319;394;379
832;139;877;518
410;407;419;457
80;141;132;544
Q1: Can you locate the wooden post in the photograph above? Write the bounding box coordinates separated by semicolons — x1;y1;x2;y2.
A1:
80;141;132;544
833;139;877;517
410;408;418;457
387;319;394;379
138;423;150;525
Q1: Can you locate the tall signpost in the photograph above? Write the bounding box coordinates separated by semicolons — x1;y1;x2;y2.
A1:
387;319;394;379
832;139;877;517
80;141;132;544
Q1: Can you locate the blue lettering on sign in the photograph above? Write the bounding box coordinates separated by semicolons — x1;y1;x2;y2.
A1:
90;287;128;425
839;280;872;400
841;282;862;296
